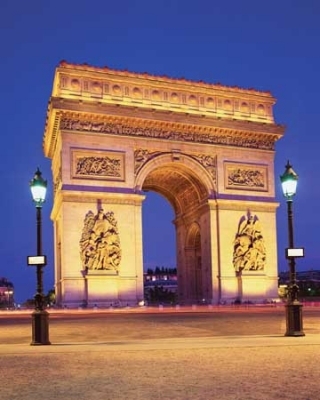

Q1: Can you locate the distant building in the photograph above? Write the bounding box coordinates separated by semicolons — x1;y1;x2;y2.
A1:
279;270;320;297
144;268;178;304
0;278;14;308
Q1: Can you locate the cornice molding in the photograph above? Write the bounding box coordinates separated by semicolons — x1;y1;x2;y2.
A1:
43;101;284;158
49;98;284;133
208;199;280;212
51;189;145;220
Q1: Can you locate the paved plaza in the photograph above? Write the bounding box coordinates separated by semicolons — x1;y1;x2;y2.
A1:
0;306;319;400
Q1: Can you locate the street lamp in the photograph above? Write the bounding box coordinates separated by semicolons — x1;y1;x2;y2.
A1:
280;161;305;337
29;168;51;345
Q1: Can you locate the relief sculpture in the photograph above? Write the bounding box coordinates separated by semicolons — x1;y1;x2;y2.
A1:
228;168;265;189
60;118;275;150
192;154;217;185
134;149;160;174
76;156;121;177
79;209;121;272
233;213;266;272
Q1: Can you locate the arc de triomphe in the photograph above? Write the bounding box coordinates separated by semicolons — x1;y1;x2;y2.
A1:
43;61;284;306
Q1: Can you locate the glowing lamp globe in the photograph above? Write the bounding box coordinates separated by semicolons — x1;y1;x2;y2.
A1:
30;168;47;206
280;161;298;201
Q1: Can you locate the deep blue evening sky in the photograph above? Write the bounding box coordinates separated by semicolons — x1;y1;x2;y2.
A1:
1;0;319;302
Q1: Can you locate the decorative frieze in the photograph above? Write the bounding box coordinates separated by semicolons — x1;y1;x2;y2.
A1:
71;149;125;181
134;149;160;175
225;163;268;191
61;118;275;151
192;154;217;186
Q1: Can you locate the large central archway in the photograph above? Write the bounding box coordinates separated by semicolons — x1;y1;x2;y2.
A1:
43;61;284;306
138;155;213;304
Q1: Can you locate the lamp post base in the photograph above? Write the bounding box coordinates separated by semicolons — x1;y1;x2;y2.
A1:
285;302;305;337
31;309;51;345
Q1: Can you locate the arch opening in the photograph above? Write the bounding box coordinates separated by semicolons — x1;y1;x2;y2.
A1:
142;163;209;217
141;161;212;305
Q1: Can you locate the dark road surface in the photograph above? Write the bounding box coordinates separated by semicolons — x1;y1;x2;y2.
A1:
1;305;319;344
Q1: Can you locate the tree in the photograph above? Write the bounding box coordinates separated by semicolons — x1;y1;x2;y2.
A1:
45;289;56;306
145;285;177;305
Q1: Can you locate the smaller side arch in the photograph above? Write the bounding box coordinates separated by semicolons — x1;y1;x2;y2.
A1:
183;221;203;304
185;222;201;248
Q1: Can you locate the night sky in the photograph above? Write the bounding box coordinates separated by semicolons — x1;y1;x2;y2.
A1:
1;0;319;303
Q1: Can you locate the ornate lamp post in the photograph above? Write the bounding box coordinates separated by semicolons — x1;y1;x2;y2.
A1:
280;161;304;337
29;168;51;345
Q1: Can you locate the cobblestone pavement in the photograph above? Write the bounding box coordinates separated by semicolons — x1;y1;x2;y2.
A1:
0;306;319;400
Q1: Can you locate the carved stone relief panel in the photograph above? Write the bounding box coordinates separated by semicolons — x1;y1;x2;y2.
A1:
134;149;160;175
233;212;266;272
71;149;125;181
192;154;217;186
225;162;268;191
79;209;121;272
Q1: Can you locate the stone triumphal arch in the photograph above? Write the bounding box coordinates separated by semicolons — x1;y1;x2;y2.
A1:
43;61;284;306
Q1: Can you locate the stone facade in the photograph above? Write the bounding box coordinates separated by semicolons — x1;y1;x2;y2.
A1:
43;61;284;306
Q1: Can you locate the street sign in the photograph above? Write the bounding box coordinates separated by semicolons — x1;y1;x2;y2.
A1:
285;248;304;259
27;255;47;266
